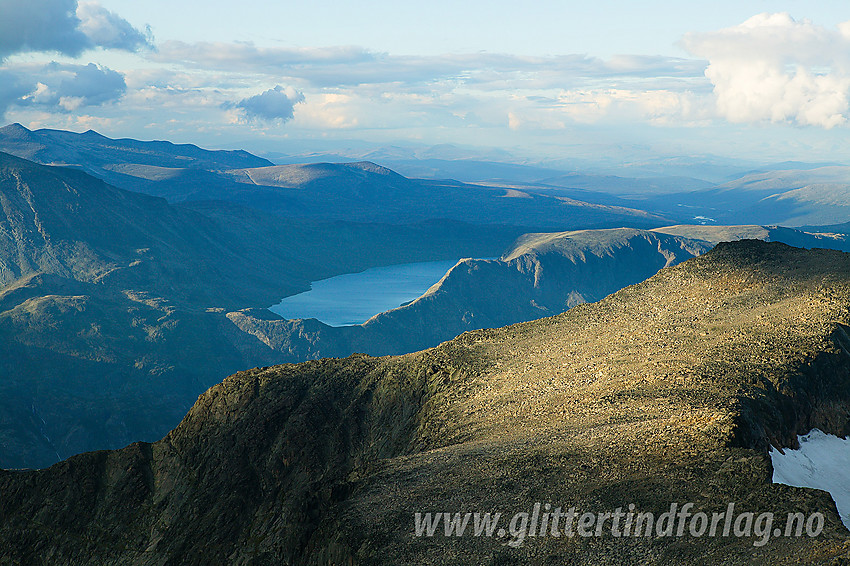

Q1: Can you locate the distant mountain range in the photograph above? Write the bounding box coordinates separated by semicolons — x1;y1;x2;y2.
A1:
646;167;850;226
5;123;850;228
226;137;768;182
0;124;669;230
0;122;272;172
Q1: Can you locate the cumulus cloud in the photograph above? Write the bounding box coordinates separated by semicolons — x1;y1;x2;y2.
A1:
139;41;713;134
0;0;150;59
682;13;850;128
76;2;151;51
226;85;305;123
15;63;127;112
55;62;126;105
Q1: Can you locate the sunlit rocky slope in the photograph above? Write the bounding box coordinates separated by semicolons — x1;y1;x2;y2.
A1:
2;241;849;564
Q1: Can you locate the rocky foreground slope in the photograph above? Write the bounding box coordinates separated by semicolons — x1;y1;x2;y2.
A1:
2;240;850;564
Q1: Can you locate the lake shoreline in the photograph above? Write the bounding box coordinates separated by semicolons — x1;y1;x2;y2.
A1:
268;258;463;326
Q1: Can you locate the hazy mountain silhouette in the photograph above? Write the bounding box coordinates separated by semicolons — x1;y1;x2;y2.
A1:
0;124;675;230
636;167;850;227
0;123;271;172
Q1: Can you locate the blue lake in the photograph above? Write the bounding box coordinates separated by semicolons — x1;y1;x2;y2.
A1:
269;259;460;326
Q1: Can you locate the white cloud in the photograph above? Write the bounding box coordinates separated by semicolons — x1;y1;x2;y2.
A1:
11;62;127;113
76;2;151;52
682;13;850;128
0;0;150;59
135;41;714;135
152;41;704;90
226;85;305;123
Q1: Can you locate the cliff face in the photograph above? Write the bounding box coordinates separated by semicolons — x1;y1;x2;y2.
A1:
2;240;850;564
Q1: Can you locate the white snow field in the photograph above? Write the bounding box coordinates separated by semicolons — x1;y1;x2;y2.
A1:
770;429;850;529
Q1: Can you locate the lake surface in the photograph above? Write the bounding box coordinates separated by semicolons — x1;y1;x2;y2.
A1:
269;259;460;326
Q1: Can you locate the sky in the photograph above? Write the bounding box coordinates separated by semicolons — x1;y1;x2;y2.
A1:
3;0;850;165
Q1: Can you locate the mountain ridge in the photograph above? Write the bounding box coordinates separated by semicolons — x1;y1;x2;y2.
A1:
1;240;849;563
241;228;713;361
0;152;530;468
0;124;675;229
0;123;272;171
239;224;850;365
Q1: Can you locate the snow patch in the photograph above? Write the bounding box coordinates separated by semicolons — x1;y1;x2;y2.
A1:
770;429;850;529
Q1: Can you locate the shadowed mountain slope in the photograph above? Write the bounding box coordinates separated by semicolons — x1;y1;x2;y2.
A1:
0;153;529;469
0;151;307;306
1;241;849;564
228;228;712;360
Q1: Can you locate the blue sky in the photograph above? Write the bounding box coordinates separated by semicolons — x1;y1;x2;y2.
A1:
3;0;850;165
